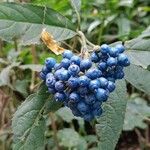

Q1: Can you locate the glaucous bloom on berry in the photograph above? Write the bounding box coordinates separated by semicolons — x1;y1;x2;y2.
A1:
68;64;80;76
79;75;90;87
70;55;81;65
100;44;110;54
89;79;100;91
80;59;92;71
61;58;70;69
63;50;73;59
45;57;56;69
86;68;102;79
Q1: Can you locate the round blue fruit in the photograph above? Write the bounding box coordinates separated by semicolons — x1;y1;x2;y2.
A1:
91;52;100;63
83;113;94;121
55;81;65;92
63;50;73;59
42;66;50;74
54;63;62;71
77;102;89;115
39;72;46;80
54;92;66;102
79;75;90;87
78;87;88;97
85;93;96;105
99;77;108;88
100;44;110;54
68;64;80;76
95;88;108;102
69;92;80;103
54;68;70;81
107;57;117;67
108;47;119;57
89;79;100;91
70;55;81;66
60;58;70;69
46;75;56;88
92;108;103;117
86;68;102;79
107;81;115;92
97;62;107;71
48;87;56;94
67;77;79;89
117;54;130;66
80;59;92;71
115;44;125;53
45;57;56;69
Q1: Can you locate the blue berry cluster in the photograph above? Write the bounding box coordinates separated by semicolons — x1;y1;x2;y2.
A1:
40;44;130;121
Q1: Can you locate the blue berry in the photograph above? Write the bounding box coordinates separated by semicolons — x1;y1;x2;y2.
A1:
114;71;124;79
39;72;46;80
77;102;89;115
115;44;125;53
61;58;70;69
89;79;100;91
117;54;130;66
85;94;96;105
86;68;102;79
48;87;56;94
91;52;100;63
71;108;82;117
70;55;81;65
46;75;56;88
63;50;73;59
100;44;110;54
108;47;119;57
92;108;103;117
42;66;50;74
45;57;56;69
79;75;90;87
78;87;88;97
107;57;117;67
99;77;108;88
68;64;80;76
68;77;79;89
69;92;80;103
54;63;62;71
54;92;66;102
55;81;65;92
83;113;94;121
107;81;115;92
92;101;102;109
97;62;107;71
95;88;108;102
55;68;70;81
80;59;92;71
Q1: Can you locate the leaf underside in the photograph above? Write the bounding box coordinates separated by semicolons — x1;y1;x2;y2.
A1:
96;80;127;150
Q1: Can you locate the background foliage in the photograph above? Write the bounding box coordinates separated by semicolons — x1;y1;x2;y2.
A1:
0;0;150;150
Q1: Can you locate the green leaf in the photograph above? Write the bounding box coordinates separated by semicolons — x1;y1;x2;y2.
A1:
0;3;76;45
44;96;62;114
57;128;80;148
125;26;150;51
56;107;75;123
96;80;127;150
70;0;81;12
12;84;59;150
123;95;150;131
126;50;150;69
124;64;150;95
